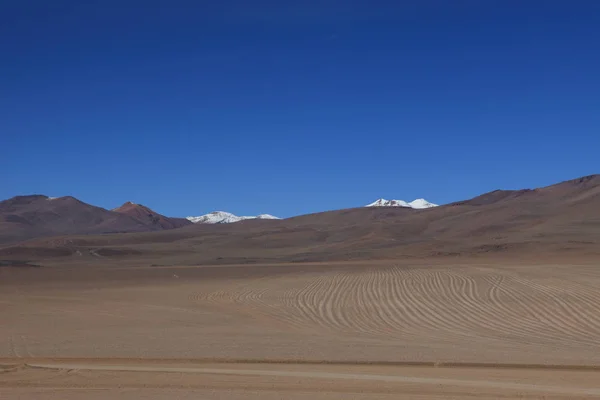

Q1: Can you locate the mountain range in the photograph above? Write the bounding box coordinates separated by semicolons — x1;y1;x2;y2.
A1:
0;194;436;245
0;195;436;245
187;199;438;223
1;174;599;264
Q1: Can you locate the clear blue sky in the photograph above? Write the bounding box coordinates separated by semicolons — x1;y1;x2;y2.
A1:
2;1;599;218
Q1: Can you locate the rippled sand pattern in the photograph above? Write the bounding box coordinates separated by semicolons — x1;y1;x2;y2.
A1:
3;263;600;398
187;264;600;359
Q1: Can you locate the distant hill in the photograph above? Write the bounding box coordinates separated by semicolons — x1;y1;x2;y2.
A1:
113;202;192;229
0;195;188;245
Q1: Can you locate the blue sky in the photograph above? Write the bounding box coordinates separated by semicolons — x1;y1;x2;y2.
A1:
2;1;599;218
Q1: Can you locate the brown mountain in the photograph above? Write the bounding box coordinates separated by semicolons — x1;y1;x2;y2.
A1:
0;195;188;245
112;202;192;230
1;175;599;263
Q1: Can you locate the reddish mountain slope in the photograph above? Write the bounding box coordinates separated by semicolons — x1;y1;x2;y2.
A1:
0;196;188;245
112;202;192;230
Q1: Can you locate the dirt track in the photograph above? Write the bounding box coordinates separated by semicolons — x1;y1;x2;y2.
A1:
2;261;600;398
2;359;600;399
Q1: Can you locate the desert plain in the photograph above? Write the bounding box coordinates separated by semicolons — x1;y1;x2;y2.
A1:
2;259;600;399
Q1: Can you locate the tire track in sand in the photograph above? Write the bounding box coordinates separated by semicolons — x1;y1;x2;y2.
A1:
22;361;600;396
184;265;600;354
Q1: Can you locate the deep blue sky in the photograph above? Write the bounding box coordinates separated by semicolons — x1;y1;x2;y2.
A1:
2;1;599;218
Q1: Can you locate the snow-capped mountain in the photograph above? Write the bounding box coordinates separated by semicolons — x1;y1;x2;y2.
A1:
366;198;438;209
367;199;410;207
186;211;280;224
406;199;438;209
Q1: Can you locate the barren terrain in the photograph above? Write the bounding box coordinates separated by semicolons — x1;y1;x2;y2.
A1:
2;261;600;398
3;175;600;264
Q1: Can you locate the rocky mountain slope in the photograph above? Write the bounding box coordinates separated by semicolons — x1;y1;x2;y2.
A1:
0;196;190;245
113;202;192;229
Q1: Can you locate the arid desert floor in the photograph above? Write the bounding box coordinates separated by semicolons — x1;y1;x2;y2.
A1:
2;261;600;399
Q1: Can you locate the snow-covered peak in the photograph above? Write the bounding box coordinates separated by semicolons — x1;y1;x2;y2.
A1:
186;211;242;224
408;198;438;209
255;214;279;220
366;199;410;208
186;211;280;224
366;198;438;209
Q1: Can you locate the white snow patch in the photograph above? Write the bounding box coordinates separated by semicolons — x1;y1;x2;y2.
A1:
187;211;280;224
408;198;438;209
366;198;437;209
255;214;279;220
366;199;410;208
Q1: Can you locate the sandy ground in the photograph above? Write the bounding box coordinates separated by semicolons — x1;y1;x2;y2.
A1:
3;361;600;399
2;261;600;398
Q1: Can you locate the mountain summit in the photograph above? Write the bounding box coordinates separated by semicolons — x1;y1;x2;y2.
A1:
0;195;152;245
366;198;438;209
113;202;192;229
186;211;280;224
